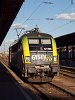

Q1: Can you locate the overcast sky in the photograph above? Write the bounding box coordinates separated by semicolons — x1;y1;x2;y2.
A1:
0;0;75;52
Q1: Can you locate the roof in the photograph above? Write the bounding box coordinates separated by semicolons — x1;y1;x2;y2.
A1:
10;28;53;47
0;0;24;45
55;32;75;47
23;28;52;38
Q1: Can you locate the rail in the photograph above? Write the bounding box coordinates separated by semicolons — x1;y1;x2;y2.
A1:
60;66;75;78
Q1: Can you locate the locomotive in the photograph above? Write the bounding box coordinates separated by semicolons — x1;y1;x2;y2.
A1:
9;28;59;82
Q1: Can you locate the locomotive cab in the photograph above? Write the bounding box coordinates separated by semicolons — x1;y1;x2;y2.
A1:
21;28;59;82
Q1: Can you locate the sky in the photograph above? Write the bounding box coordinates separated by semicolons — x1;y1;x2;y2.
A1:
0;0;75;53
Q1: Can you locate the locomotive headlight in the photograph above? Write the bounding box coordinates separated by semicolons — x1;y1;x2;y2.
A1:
26;56;30;62
54;56;57;62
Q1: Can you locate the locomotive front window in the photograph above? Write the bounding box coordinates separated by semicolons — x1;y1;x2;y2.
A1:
29;39;39;44
41;39;52;51
41;39;51;44
29;39;40;51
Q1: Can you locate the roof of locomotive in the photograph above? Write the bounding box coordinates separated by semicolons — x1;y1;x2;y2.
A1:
22;28;52;39
9;28;53;47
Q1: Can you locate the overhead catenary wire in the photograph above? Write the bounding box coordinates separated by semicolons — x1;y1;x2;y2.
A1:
22;0;54;24
48;20;75;33
19;0;55;35
15;0;75;37
21;0;75;35
45;0;75;33
18;0;44;35
22;0;44;24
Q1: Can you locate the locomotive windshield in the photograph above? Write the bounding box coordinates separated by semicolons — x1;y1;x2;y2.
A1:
41;39;51;44
29;39;39;44
29;38;52;51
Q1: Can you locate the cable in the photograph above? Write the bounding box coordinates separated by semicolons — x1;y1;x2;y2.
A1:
48;20;75;33
22;0;44;24
22;0;54;24
15;1;75;36
44;1;75;33
18;0;44;35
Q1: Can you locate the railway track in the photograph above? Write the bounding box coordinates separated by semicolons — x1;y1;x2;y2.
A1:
60;66;75;78
29;83;75;100
0;56;75;100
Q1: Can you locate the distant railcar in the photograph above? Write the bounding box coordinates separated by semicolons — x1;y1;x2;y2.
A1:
9;28;59;82
58;45;75;67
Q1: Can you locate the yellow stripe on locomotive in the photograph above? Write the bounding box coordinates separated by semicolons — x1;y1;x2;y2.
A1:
51;37;58;64
21;36;31;64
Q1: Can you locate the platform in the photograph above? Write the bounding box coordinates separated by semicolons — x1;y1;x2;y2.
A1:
0;61;40;100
